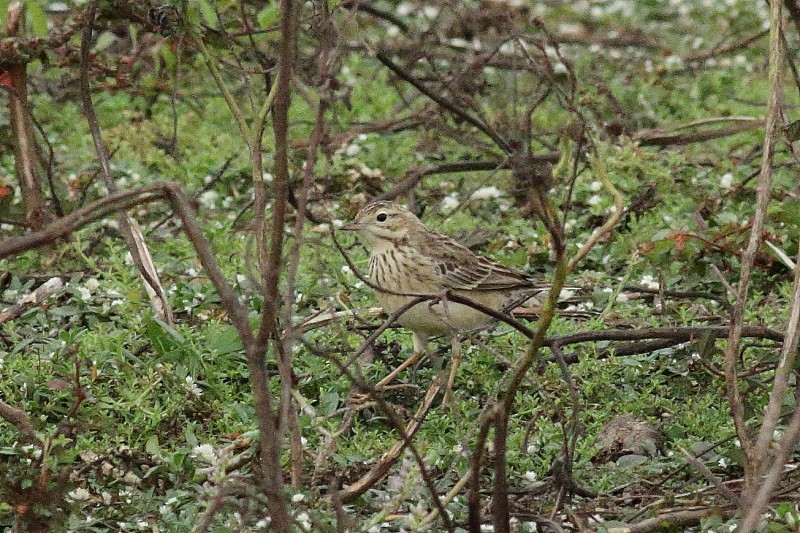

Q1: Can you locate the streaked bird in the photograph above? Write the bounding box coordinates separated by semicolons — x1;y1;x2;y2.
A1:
342;200;547;403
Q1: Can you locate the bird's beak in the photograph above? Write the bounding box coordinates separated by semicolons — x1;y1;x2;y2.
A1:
340;222;363;231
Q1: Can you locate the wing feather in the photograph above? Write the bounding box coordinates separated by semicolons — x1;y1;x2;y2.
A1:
427;233;536;291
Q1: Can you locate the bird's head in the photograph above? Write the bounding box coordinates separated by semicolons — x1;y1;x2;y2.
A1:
341;201;423;248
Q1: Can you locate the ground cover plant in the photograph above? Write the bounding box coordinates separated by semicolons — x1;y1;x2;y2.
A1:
1;0;800;530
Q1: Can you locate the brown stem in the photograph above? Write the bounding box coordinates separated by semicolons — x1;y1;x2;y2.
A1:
729;0;784;504
0;186;168;259
627;508;735;533
468;405;497;533
79;0;173;324
376;51;511;153
242;0;298;529
5;2;48;228
0;399;36;438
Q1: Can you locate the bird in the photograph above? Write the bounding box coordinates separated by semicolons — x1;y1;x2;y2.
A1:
342;200;547;403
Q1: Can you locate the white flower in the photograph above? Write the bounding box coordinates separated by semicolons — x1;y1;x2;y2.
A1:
263;173;274;182
396;2;413;16
587;194;603;206
640;274;659;290
664;55;683;69
292;493;305;503
345;144;361;156
199;190;218;209
192;444;217;464
718;457;729;468
255;517;272;529
85;278;100;292
720;172;734;190
78;286;92;301
297;512;311;530
332;219;344;228
184;376;202;397
524;471;538;482
441;195;460;212
422;5;438;18
470;186;502;200
590;180;603;192
68;488;92;501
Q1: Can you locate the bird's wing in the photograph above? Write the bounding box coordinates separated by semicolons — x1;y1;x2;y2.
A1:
430;233;536;291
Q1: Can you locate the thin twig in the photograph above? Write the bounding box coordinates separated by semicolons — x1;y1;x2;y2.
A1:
727;0;784;503
79;0;173;324
678;446;739;505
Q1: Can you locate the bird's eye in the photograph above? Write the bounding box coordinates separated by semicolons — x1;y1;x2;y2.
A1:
376;213;388;222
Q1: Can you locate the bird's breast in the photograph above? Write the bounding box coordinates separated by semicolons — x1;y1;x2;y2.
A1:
368;248;439;295
367;249;511;335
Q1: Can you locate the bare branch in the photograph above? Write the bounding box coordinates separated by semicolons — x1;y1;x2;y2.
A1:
0;399;36;438
79;0;174;324
0;185;168;259
727;0;784;501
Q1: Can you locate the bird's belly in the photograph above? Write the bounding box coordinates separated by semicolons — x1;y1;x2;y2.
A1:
377;291;508;336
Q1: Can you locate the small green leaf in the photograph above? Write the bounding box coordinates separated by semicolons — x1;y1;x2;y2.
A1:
184;425;198;447
143;316;186;356
26;2;48;37
692;331;716;360
257;4;279;28
145;435;161;457
205;324;243;355
319;390;340;416
93;31;117;52
161;43;177;72
0;0;10;30
195;0;217;27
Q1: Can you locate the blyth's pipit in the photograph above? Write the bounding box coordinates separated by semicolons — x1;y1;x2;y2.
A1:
343;201;545;403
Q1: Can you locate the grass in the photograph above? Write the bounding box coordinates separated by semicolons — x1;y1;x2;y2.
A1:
1;0;799;530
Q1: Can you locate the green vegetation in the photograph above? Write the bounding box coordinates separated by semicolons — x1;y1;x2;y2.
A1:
1;0;799;530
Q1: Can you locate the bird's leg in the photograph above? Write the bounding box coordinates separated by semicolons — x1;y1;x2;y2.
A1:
442;333;461;405
374;331;428;389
